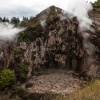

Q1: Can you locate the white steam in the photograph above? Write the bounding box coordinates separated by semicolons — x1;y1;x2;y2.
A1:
65;0;93;31
0;22;24;41
38;0;94;31
82;32;95;55
39;8;51;28
40;20;46;28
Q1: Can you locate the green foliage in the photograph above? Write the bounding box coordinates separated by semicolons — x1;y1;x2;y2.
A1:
93;0;100;7
9;86;26;99
2;17;9;22
20;21;27;27
19;25;43;42
25;83;33;88
10;17;20;27
12;86;26;95
19;32;26;40
20;17;28;27
20;65;29;73
15;64;29;83
66;80;100;100
14;49;29;83
0;69;16;90
0;16;28;27
14;49;23;63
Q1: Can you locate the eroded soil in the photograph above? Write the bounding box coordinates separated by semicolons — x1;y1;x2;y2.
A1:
26;69;81;94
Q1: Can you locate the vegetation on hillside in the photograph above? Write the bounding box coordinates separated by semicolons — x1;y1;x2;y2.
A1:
65;80;100;100
11;80;100;100
93;0;100;7
18;25;43;42
21;80;99;100
14;64;29;83
0;69;16;90
0;4;99;100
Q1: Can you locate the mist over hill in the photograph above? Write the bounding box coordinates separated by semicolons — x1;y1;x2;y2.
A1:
0;3;100;100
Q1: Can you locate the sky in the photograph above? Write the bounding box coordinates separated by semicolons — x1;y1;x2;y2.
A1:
0;0;97;18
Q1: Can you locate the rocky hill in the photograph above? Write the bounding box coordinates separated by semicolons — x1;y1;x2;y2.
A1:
0;6;100;85
0;5;100;100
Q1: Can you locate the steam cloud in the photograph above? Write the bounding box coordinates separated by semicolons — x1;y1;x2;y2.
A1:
59;0;95;56
58;0;93;31
38;0;95;31
0;22;24;41
0;0;96;46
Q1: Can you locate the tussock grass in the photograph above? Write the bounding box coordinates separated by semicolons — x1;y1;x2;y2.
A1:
65;80;100;100
3;80;99;100
28;80;100;100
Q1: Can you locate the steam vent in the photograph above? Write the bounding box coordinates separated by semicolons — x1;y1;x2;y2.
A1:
0;5;100;99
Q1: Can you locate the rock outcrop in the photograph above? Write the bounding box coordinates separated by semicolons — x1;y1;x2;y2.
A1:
0;6;100;80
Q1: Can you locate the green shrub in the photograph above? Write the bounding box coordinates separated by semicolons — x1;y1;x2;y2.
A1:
25;83;33;88
12;86;26;95
93;0;100;7
18;25;43;42
19;32;26;40
9;86;26;99
14;49;23;63
15;65;29;83
20;65;29;73
0;69;16;90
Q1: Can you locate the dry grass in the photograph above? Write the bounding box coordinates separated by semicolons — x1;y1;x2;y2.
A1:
65;80;100;100
21;79;100;100
36;80;100;100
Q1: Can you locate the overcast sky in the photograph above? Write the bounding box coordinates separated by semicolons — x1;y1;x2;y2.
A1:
0;0;97;18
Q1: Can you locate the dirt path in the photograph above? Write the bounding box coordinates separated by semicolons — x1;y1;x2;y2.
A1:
26;69;81;94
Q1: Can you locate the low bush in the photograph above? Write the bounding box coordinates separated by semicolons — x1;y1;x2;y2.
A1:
25;83;33;88
12;86;26;95
15;64;29;83
0;69;16;90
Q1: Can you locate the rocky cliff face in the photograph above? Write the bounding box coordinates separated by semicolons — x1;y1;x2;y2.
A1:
0;6;100;80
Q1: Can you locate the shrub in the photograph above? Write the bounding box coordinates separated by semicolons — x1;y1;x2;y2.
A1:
15;64;29;83
0;69;16;90
19;32;26;40
9;86;26;99
20;65;29;73
93;0;100;7
12;86;26;95
25;83;33;88
14;49;23;63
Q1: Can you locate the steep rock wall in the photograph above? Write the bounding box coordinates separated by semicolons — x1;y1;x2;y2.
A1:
0;6;99;79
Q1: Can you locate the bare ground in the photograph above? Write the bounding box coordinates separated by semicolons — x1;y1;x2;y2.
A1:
26;69;82;94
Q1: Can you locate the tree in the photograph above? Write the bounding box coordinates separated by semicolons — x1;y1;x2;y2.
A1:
2;17;9;22
0;17;2;22
20;16;28;26
10;17;20;27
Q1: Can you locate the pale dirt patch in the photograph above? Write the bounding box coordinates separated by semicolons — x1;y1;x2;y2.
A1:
26;69;81;94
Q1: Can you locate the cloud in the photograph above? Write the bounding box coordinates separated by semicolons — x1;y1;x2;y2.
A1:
0;6;37;18
0;0;97;18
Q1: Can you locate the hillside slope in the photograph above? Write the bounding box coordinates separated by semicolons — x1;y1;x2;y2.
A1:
0;5;100;100
0;6;99;83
